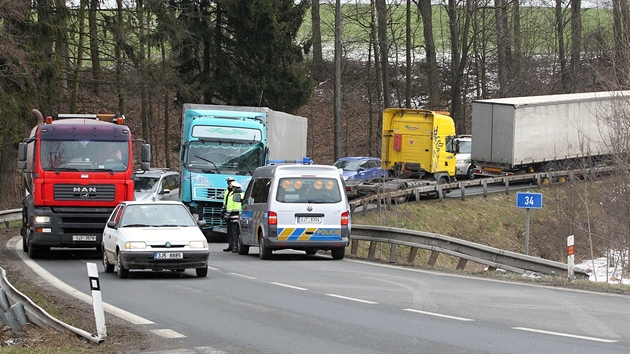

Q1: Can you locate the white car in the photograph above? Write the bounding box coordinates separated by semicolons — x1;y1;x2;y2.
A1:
132;169;180;202
455;135;475;179
102;201;209;278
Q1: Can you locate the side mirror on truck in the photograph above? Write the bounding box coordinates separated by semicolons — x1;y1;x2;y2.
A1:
141;143;151;171
17;142;27;170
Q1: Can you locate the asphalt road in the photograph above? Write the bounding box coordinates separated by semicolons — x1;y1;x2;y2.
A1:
10;238;630;354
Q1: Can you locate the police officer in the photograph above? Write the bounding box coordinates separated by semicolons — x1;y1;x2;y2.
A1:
224;181;243;253
222;177;236;252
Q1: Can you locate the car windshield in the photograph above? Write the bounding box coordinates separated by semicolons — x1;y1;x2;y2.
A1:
333;160;360;171
276;177;342;203
458;140;472;154
133;175;160;193
122;204;196;227
186;141;264;175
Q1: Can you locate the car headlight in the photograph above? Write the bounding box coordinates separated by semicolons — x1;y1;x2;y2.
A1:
189;240;207;248
125;241;147;249
34;216;50;223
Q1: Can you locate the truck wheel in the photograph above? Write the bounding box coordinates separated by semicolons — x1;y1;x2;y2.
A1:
117;252;129;279
22;237;28;253
103;249;114;273
237;236;249;255
331;248;345;260
258;237;272;260
196;267;208;277
27;242;41;259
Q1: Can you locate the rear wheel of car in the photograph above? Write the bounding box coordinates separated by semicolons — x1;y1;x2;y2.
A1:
259;236;272;260
237;236;249;255
103;249;114;273
466;166;475;179
331;248;345;260
305;249;317;256
196;267;208;277
117;251;129;279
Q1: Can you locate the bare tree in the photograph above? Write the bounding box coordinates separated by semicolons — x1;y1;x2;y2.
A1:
334;0;342;160
376;0;390;108
417;0;440;108
311;0;324;79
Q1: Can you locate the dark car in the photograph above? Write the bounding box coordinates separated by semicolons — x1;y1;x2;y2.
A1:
333;157;389;182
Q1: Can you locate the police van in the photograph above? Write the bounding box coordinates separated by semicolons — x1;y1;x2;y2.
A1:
236;164;351;259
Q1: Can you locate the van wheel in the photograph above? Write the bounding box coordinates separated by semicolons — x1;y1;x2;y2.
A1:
258;237;272;260
237;236;249;255
331;248;345;260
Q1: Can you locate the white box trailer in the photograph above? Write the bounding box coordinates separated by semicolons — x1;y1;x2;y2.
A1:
471;91;629;176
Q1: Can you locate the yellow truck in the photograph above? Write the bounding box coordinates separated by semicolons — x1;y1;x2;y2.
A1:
350;108;460;199
382;108;458;181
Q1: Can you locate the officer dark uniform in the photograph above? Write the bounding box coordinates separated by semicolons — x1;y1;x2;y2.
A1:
224;181;243;253
222;177;236;252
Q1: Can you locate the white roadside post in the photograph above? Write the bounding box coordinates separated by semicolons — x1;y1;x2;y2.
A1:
567;235;575;279
87;262;107;339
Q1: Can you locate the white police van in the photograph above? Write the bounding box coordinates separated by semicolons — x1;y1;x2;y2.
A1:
236;164;350;259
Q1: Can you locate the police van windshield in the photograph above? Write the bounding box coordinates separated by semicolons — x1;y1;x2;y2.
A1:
276;178;342;203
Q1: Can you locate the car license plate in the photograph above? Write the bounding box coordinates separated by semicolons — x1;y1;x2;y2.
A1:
212;226;227;234
154;252;183;260
297;216;322;224
73;235;96;241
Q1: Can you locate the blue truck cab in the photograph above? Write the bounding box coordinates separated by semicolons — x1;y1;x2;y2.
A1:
179;104;267;237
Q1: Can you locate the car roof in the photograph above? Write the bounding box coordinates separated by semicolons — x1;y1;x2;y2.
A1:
253;164;342;178
336;157;380;161
120;200;185;207
133;168;178;177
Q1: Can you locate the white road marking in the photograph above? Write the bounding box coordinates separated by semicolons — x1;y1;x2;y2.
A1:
325;294;377;304
229;272;257;280
150;328;187;338
270;282;308;291
10;237;154;325
513;327;619;343
403;308;475;322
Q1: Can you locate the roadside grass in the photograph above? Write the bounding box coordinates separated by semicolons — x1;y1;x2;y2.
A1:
350;184;630;293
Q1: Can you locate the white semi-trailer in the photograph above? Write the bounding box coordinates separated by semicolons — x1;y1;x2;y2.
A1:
471;91;628;176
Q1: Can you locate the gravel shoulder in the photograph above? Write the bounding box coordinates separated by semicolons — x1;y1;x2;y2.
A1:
0;226;177;353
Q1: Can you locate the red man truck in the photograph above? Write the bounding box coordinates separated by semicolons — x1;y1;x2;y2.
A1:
18;109;150;258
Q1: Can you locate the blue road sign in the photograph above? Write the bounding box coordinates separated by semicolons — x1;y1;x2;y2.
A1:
516;192;543;209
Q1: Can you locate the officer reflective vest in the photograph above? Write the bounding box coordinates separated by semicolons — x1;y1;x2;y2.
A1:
226;192;243;221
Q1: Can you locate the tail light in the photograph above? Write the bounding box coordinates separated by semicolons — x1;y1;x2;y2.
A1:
268;211;277;225
341;211;349;225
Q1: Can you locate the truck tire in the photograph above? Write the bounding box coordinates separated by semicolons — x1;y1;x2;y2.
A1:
27;242;41;259
22;237;28;253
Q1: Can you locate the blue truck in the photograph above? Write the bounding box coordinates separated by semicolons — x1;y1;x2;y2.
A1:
179;104;308;238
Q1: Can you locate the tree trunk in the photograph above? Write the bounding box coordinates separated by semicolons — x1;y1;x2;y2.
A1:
570;0;582;91
70;0;87;113
334;0;342;161
89;0;101;95
311;0;324;80
418;0;440;109
405;0;411;108
376;0;390;108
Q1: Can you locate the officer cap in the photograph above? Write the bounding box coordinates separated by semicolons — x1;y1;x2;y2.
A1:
231;181;242;189
226;177;235;183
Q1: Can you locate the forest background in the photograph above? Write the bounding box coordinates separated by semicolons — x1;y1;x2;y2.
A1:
1;0;630;273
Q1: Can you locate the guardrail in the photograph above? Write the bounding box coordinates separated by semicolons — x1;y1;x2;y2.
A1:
349;166;616;212
350;224;588;279
0;208;21;228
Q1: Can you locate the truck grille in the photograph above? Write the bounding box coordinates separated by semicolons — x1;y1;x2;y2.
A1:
195;187;224;200
54;184;116;201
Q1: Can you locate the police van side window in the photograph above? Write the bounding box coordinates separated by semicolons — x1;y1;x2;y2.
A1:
249;178;271;204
